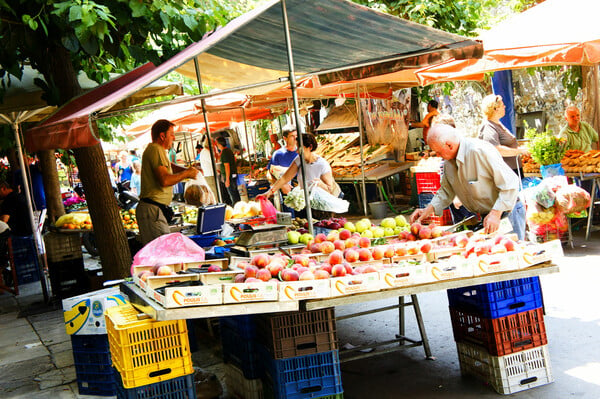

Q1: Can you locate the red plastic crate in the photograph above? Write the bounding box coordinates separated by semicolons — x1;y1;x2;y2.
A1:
415;172;441;194
424;209;453;226
449;307;547;356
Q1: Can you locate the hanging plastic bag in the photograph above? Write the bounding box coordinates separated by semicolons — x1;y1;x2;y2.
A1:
184;173;216;207
309;184;349;213
533;181;556;208
283;186;306;211
131;232;205;275
555;185;591;214
258;196;277;222
540;163;565;178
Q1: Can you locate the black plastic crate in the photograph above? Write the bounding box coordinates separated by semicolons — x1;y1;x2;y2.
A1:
71;335;116;396
48;257;89;299
221;326;263;379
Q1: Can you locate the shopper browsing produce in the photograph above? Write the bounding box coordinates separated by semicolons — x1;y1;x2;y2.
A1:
215;137;240;206
410;124;525;239
137;119;198;244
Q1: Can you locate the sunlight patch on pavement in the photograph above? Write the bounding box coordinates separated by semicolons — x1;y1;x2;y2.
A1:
565;363;600;386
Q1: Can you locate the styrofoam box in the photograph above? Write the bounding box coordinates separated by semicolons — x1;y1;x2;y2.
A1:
427;256;473;281
457;341;553;395
471;252;520;276
144;274;222;308
379;263;431;289
222;281;278;304
224;363;263;399
278;279;331;301
62;286;128;335
330;272;381;297
519;240;563;268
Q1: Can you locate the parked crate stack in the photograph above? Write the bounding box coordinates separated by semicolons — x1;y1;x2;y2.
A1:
257;308;343;399
414;172;452;226
446;277;553;394
44;232;89;298
105;304;196;399
63;287;129;397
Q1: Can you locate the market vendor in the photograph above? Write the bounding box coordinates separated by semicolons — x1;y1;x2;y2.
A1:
137;119;199;244
558;106;599;152
410;99;439;143
215;137;241;206
479;94;529;176
263;133;340;200
410;124;525;239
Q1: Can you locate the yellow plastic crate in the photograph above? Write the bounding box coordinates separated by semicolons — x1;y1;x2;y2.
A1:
105;304;193;388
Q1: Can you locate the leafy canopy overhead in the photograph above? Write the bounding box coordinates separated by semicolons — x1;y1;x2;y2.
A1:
0;0;257;101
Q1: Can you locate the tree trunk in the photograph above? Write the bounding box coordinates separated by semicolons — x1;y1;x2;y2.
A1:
74;143;131;279
581;66;600;135
38;150;65;223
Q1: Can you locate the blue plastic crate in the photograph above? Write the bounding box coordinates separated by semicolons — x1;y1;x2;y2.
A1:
219;315;257;339
417;192;435;208
261;347;343;399
113;368;196;399
447;277;543;319
221;326;263;379
247;181;270;199
313;226;334;236
71;335;116;396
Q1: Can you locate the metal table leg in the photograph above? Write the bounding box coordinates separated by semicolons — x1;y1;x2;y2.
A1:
586;177;598;240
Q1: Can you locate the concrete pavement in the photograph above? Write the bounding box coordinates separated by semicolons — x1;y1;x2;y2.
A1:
0;230;599;398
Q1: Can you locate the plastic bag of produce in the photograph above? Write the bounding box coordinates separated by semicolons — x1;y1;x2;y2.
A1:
258;196;277;222
309;185;349;213
131;232;205;274
555;185;591;214
283;186;306;211
184;173;216;207
533;181;556;208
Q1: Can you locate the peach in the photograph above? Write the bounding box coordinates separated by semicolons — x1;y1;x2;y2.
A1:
138;271;153;282
358;237;371;248
244;265;259;279
501;238;516;252
268;262;284;278
314;233;328;243
328;250;344;265
420;240;432;254
372;246;384;260
333;240;346;251
207;264;222;272
300;248;312;254
410;222;422;236
339;229;352;240
236;261;250;270
256;268;272;282
344;248;359;263
345;238;358;249
299;270;315;280
343;262;353;275
331;264;347;277
281;269;300;281
320;264;332;274
474;242;491;256
407;233;417;241
326;231;340;242
418;227;432;240
395;245;408;256
251;254;270;268
320;241;335;255
406;243;419;255
351;232;362;240
363;265;379;273
234;273;246;283
314;269;330;279
358;248;372;262
494;235;505;245
292;254;310;267
431;226;444;238
383;246;395;258
310;243;322;253
245;277;262;283
398;230;410;241
156;265;174;276
454;234;469;249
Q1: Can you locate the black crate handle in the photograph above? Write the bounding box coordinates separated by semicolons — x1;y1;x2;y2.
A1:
514;339;532;347
296;342;317;350
300;385;322;394
149;368;172;378
508;301;525;309
520;376;538;385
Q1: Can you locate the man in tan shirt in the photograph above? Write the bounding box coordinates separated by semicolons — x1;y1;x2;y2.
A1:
411;124;525;239
137;119;198;244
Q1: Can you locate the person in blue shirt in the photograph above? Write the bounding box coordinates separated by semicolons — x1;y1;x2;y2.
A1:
267;125;298;214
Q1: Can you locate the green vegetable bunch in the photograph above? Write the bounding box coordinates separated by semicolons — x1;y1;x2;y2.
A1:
525;127;567;166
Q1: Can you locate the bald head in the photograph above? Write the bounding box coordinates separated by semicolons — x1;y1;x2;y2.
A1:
427;124;460;160
564;105;581;130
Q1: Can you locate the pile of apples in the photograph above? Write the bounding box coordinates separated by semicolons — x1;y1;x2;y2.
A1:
136;263;223;282
454;232;518;258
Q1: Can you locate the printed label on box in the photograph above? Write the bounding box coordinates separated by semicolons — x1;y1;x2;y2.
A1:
471;252;519;276
330;273;381;297
150;285;223;308
379;264;430;288
428;257;473;281
223;282;278;303
62;287;128;335
278;280;331;301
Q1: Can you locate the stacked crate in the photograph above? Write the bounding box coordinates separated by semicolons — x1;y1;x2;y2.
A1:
63;287;128;396
257;308;343;399
447;277;553;394
45;232;89;298
105;304;196;399
414;172;452;225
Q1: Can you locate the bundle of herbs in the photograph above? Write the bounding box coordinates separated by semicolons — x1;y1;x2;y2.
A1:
525;125;567;166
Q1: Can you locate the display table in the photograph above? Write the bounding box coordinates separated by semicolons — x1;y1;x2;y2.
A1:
122;263;559;320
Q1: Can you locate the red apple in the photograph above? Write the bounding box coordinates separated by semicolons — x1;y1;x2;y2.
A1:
328;250;344;265
339;229;352;240
358;237;371;248
331;264;347;277
358;248;372;262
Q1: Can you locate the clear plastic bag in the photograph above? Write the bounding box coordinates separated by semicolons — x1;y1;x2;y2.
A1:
309;184;349;213
555;185;591;214
283;186;306;211
184;173;216;207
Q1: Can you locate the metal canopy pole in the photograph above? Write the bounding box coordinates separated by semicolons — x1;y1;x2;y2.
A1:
281;0;313;236
12;122;50;302
355;85;368;216
193;58;222;203
240;107;253;186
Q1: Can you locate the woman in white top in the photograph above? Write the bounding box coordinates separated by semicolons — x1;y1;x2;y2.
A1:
264;133;337;197
198;138;218;200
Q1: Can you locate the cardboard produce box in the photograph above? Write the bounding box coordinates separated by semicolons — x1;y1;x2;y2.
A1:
278;279;331;301
222;281;278;304
144;274;222;308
